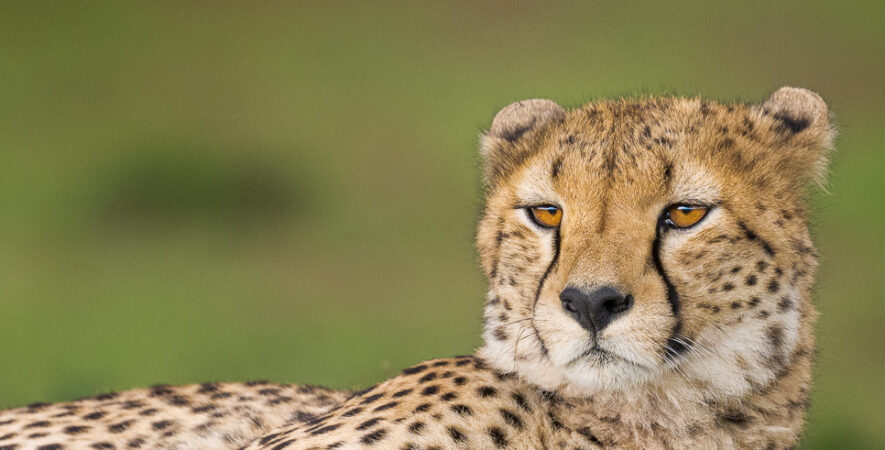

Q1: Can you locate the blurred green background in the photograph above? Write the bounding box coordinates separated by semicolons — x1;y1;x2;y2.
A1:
1;1;882;447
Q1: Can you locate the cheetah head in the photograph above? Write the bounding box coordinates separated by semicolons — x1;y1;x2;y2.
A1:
475;88;833;400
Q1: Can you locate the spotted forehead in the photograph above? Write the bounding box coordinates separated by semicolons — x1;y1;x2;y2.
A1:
533;98;716;203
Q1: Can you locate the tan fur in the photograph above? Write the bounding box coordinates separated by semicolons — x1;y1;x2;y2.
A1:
0;88;832;449
0;383;348;449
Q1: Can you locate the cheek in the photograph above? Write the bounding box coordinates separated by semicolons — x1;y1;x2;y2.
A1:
666;225;788;337
493;226;550;299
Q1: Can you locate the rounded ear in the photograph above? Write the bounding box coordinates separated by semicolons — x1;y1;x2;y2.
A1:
481;99;565;185
761;87;829;135
758;87;835;186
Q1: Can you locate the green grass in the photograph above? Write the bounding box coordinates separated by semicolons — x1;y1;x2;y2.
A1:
1;2;883;447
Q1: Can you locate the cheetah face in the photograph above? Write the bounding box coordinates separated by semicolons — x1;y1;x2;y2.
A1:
476;90;832;398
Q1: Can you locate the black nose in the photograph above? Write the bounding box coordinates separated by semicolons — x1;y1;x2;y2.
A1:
560;286;633;333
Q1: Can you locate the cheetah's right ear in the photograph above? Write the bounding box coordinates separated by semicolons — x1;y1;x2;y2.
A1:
481;99;566;186
757;87;835;186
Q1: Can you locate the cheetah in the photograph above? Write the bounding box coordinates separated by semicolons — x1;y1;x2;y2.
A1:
0;87;833;449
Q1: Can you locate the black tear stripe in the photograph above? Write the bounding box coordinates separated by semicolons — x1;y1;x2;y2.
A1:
652;219;688;357
531;228;561;358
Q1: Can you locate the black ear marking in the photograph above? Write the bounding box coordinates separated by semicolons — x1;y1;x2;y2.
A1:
772;112;811;133
760;87;828;135
500;117;537;143
481;99;566;186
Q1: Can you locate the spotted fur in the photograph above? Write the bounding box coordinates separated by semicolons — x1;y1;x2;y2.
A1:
1;87;833;449
0;383;348;449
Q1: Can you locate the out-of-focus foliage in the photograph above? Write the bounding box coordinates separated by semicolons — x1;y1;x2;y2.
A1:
0;2;882;447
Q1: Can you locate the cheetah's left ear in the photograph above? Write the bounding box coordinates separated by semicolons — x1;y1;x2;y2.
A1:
758;87;835;185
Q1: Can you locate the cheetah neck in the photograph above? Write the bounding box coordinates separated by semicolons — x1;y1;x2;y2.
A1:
477;300;815;448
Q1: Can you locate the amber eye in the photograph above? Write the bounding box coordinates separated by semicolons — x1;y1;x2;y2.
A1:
528;206;562;229
664;205;710;229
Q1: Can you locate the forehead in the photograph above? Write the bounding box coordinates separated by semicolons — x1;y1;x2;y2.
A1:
525;98;728;205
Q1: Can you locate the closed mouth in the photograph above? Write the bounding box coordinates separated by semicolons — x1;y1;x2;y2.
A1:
568;343;649;370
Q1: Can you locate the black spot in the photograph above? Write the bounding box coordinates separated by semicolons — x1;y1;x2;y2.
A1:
121;401;143;410
454;359;472;367
191;404;215;413
360;428;388;445
767;325;784;348
773;112;811;133
719;410;752;429
451;404;472;416
360;393;384;404
413;403;431;413
373;401;398;412
37;445;63;450
439;392;457;402
493;327;508;341
453;377;467;386
401;364;428;375
63;426;89;435
270;441;292;450
126;437;145;448
745;275;757;286
91;444;114;450
767;280;780;293
722;283;735;291
477;386;497;398
731;301;742;310
578;427;603;444
433;360;450;366
392;389;412;398
197;382;218;393
152;420;173;430
327;443;344;449
551;158;563;179
418;372;438;383
25;421;50;429
149;385;173;396
548;412;564;430
310;424;340;435
259;433;281;445
269;396;292;405
420;385;439;396
448;427;467;443
748;297;761;308
166;395;189;406
408;421;425;434
500;409;523;429
94;392;119;401
778;297;795;312
511;392;532;412
356;418;382;431
108;420;132;433
489;427;508;447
